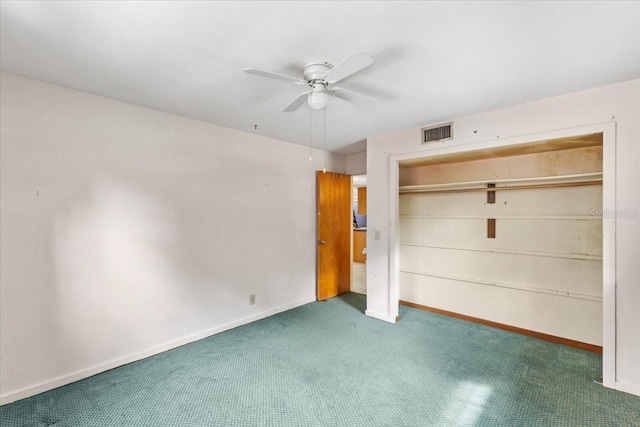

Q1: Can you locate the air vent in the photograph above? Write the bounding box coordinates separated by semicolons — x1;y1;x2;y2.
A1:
422;123;453;143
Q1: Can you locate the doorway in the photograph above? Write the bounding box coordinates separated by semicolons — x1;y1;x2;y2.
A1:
352;175;367;295
316;172;367;301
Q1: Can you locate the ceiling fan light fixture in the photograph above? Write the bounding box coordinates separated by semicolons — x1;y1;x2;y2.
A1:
308;91;329;110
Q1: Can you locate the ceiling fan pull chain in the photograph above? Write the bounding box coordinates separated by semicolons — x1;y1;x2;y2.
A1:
309;106;313;161
323;108;327;173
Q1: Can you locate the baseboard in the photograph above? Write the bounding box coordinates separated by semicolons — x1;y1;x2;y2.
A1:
615;381;640;397
399;300;603;354
365;309;396;323
0;296;315;406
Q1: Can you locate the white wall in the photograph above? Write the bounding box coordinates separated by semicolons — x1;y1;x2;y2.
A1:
345;151;367;175
0;72;344;404
366;79;640;396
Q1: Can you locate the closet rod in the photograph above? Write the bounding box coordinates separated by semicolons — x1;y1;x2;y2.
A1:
400;172;602;193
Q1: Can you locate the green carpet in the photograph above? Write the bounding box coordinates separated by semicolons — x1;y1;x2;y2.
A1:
1;293;638;426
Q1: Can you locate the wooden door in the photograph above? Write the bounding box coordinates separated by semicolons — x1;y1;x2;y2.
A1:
317;171;352;300
357;187;367;215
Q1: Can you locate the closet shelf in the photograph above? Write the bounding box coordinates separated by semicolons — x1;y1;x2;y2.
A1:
399;172;602;194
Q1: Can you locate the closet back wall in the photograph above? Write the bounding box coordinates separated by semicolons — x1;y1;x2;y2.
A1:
398;145;603;345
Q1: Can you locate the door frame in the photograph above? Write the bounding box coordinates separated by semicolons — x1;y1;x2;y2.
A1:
388;122;617;389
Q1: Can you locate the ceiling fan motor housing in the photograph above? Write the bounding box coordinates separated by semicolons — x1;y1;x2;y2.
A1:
303;63;332;82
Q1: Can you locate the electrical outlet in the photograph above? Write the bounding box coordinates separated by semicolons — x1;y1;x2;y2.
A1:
249;294;256;305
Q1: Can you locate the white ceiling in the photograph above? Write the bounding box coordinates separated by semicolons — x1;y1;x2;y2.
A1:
2;2;639;154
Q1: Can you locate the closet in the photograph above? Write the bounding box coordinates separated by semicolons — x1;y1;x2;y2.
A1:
398;134;603;346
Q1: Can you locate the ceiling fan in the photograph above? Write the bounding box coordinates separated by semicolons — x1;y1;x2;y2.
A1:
244;51;375;112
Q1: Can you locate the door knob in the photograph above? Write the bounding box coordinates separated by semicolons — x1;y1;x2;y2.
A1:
317;240;327;245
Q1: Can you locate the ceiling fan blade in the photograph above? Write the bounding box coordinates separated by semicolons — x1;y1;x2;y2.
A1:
244;68;307;85
323;51;373;84
330;87;376;103
283;92;311;112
